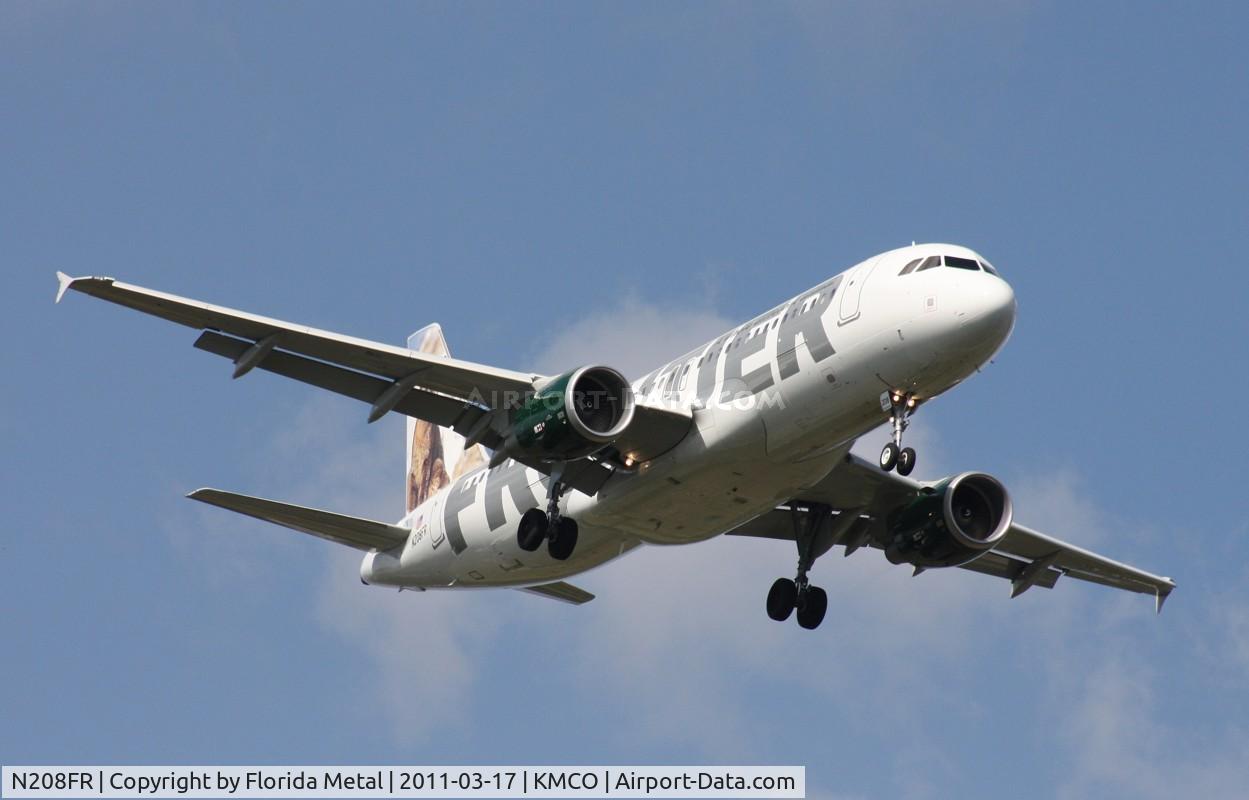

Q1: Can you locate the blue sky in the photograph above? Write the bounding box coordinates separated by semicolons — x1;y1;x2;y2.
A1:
3;3;1247;798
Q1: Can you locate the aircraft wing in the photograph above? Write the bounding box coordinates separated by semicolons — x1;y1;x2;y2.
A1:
57;272;541;400
57;273;692;495
727;453;1176;612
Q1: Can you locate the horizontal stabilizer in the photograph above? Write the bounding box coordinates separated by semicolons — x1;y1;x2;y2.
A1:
518;581;595;605
188;488;408;551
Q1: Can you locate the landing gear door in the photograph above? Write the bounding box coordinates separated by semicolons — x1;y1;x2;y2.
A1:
838;255;883;325
489;468;548;571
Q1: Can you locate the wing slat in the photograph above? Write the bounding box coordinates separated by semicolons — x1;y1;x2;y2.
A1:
194;331;494;441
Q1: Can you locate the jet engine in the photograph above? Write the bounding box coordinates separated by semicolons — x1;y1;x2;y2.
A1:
508;366;635;461
884;472;1013;569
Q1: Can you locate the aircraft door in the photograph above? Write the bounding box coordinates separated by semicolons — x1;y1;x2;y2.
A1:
425;494;446;552
838;255;883;325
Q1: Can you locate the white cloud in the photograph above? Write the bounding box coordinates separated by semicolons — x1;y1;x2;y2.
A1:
1001;473;1249;800
1212;590;1249;680
160;494;295;588
1008;468;1109;547
1054;653;1249;800
527;293;737;378
159;390;498;744
268;398;508;744
315;549;503;745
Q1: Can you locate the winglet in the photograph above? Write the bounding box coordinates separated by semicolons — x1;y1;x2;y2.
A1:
55;271;75;304
1156;583;1174;614
54;272;116;303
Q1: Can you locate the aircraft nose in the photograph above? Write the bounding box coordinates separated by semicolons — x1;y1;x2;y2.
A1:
961;274;1017;350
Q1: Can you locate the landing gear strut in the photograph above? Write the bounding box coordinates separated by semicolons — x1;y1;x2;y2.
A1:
516;467;579;561
879;391;919;476
766;503;833;630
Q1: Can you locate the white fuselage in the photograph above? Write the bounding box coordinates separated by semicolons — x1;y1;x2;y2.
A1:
362;243;1017;591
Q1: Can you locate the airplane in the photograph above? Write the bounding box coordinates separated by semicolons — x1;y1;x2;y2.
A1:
55;243;1175;629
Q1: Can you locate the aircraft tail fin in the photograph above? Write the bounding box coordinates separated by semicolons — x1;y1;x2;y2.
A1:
405;324;489;512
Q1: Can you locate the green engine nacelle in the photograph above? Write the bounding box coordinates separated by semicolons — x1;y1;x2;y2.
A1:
509;366;635;461
884;473;1014;569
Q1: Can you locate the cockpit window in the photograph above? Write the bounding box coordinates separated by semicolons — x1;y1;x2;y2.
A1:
903;254;991;275
944;255;981;271
898;258;921;276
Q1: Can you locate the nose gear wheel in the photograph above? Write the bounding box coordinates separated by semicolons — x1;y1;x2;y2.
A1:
880;391;920;476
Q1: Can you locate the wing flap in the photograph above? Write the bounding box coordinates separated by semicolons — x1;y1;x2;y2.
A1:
518;581;595;605
724;508;796;540
997;523;1174;600
188;488;408;552
194;331;491;434
957;550;1062;589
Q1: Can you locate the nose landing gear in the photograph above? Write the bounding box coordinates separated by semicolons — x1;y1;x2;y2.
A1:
879;391;919;476
516;469;579;561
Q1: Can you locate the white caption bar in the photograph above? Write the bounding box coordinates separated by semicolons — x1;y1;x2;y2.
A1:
2;766;804;799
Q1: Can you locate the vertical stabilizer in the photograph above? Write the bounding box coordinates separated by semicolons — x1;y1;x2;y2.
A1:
405;324;489;512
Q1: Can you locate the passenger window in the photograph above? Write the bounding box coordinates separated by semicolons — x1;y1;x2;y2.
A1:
944;255;981;271
899;258;921;275
916;256;941;271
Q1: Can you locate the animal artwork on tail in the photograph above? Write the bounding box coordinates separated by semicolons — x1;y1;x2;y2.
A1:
406;324;489;513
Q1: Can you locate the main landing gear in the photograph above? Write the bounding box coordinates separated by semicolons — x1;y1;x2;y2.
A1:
766;503;834;630
879;390;919;476
516;470;579;561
